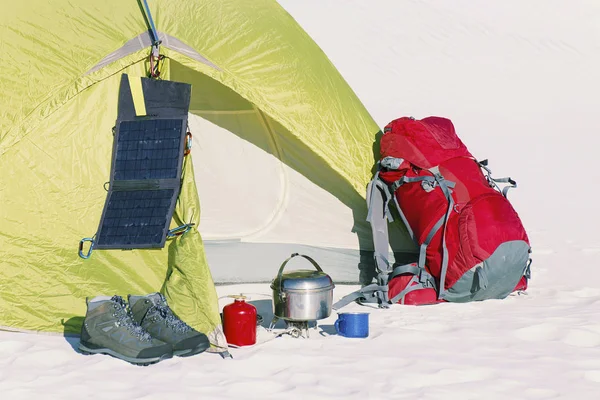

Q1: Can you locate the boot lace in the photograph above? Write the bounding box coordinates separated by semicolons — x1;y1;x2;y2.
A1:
111;295;153;341
150;294;193;334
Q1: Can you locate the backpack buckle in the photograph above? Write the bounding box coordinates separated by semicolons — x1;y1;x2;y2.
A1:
421;179;436;192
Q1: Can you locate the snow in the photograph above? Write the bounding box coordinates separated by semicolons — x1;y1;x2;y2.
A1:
3;268;600;398
2;0;600;399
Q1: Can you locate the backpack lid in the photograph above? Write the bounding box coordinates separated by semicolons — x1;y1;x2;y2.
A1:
381;116;472;169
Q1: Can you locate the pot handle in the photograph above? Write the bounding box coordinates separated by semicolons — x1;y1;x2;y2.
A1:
276;253;323;290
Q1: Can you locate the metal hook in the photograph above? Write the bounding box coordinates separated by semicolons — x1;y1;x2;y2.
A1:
79;237;95;259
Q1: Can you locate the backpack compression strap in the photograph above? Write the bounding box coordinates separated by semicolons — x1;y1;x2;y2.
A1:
387;263;437;304
478;159;517;198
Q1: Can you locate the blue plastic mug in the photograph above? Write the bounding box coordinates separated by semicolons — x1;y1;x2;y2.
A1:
334;312;369;338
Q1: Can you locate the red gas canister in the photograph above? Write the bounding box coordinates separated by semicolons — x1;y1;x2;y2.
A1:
223;295;257;346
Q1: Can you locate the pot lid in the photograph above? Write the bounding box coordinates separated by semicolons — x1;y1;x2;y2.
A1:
271;269;335;291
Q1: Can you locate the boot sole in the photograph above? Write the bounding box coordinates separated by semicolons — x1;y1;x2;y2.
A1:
78;342;172;366
174;341;211;357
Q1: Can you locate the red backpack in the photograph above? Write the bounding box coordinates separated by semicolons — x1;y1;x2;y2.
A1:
334;116;531;309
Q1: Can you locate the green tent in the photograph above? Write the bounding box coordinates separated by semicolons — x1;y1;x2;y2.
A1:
0;0;401;346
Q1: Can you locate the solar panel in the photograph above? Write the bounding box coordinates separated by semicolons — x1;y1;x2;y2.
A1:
96;189;177;248
114;119;185;181
88;74;192;251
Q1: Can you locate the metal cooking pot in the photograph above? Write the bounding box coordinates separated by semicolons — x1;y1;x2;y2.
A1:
271;253;335;322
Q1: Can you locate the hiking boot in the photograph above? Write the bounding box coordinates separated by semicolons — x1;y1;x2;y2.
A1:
128;293;210;357
78;295;173;366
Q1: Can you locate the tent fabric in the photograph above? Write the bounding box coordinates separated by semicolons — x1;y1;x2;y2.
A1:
0;0;394;335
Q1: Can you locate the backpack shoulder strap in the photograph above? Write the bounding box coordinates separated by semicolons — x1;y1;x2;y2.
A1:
333;171;395;310
365;171;395;274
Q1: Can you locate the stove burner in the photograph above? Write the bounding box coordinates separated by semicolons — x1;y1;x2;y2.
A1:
268;316;318;338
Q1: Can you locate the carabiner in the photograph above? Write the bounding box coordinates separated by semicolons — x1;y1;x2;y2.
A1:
167;223;195;238
184;131;193;156
79;237;95;259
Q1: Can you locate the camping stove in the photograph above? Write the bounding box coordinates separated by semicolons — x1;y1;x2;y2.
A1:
268;317;318;339
269;253;335;338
